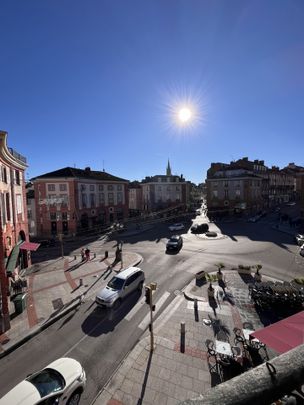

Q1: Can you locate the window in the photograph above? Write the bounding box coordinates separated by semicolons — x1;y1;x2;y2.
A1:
16;194;22;214
224;189;228;198
108;185;113;191
62;212;67;220
167;186;171;191
176;186;180;191
48;184;55;191
224;181;228;187
59;184;67;191
235;189;241;198
60;194;68;207
90;185;95;191
80;184;86;191
212;190;218;198
48;194;57;206
81;194;87;208
99;193;105;205
108;192;114;204
50;212;57;220
5;193;11;221
117;192;123;203
90;193;95;207
117;184;122;191
3;167;7;183
99;185;104;191
15;170;20;185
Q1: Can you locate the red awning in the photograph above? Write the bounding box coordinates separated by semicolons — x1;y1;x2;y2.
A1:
250;311;304;354
19;241;41;251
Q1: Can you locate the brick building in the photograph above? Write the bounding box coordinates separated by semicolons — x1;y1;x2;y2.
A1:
32;167;129;238
0;131;29;332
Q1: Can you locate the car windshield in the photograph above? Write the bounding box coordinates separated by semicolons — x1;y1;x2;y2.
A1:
170;237;179;242
107;276;125;290
27;368;65;398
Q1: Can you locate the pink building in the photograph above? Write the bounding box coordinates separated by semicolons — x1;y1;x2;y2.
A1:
0;131;29;332
32;167;129;238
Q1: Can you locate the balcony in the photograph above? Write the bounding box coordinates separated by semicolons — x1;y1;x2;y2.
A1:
8;147;27;164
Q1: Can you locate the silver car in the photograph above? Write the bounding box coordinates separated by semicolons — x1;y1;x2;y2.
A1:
95;266;145;308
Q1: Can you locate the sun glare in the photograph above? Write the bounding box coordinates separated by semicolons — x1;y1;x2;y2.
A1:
178;107;192;123
160;83;208;137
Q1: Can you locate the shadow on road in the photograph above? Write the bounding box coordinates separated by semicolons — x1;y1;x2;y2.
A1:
81;290;142;337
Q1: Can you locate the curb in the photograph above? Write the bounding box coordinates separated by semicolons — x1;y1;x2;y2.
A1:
0;255;143;359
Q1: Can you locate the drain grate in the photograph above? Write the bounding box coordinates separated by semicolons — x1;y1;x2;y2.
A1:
52;298;63;311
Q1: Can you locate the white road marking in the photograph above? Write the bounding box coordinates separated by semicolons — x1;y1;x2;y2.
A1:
154;294;184;333
187;301;231;315
124;296;146;321
138;291;170;330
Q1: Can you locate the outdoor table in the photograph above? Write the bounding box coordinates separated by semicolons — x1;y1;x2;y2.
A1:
215;340;233;357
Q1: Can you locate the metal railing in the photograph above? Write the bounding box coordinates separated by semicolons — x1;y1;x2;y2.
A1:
8;147;27;164
180;344;304;405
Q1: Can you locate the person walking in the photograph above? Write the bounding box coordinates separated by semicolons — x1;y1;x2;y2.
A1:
85;247;90;261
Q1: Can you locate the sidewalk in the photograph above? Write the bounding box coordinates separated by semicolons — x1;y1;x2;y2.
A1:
0;250;142;357
95;270;282;405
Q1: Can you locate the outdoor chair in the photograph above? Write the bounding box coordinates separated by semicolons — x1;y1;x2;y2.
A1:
205;339;218;373
233;327;245;344
231;345;243;360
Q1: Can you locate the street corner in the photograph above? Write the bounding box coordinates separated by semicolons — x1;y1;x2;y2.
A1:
183;277;209;302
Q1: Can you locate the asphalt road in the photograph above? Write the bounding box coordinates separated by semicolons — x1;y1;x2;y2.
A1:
1;215;303;403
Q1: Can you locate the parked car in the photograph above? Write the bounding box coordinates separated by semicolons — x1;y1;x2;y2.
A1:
300;244;304;257
0;357;86;405
95;266;144;308
191;223;209;233
168;223;185;231
295;234;304;246
166;235;183;251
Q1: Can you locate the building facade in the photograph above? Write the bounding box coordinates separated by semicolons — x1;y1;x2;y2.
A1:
32;167;129;238
206;157;295;217
0;131;29;332
141;162;190;212
128;181;143;217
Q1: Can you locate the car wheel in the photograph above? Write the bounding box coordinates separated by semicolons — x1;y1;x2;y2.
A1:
137;281;144;291
67;391;82;405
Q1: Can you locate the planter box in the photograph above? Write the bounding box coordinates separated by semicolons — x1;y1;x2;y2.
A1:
196;271;206;280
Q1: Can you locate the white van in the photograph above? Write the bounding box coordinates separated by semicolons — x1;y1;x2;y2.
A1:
95;266;144;308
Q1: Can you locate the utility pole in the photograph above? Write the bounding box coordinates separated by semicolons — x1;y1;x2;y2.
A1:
145;282;157;352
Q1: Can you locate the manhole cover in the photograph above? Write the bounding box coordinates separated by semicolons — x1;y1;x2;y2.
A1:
52;298;64;310
174;290;182;296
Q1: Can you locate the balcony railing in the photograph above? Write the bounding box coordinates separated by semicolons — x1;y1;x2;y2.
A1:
8;147;27;164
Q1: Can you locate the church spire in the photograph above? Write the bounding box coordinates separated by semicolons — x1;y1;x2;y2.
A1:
166;159;172;176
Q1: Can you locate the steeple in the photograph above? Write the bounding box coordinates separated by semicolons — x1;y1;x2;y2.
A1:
166;159;172;176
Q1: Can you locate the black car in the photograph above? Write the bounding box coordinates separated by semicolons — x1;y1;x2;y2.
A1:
191;223;209;234
166;235;183;251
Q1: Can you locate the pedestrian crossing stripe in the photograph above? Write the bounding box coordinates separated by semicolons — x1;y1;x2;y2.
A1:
137;291;170;330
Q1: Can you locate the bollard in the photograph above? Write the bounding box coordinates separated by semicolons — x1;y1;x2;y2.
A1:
194;299;199;322
79;278;83;287
180;322;186;353
105;250;108;258
74;255;76;260
94;253;96;259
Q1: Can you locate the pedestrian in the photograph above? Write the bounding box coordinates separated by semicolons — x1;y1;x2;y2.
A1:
81;248;85;262
85;247;90;261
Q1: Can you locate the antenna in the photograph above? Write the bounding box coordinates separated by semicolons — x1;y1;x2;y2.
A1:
103;160;105;172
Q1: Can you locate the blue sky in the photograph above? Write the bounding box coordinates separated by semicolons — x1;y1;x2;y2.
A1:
1;0;303;184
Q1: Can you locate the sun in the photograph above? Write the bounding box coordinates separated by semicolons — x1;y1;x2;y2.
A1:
178;107;192;124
